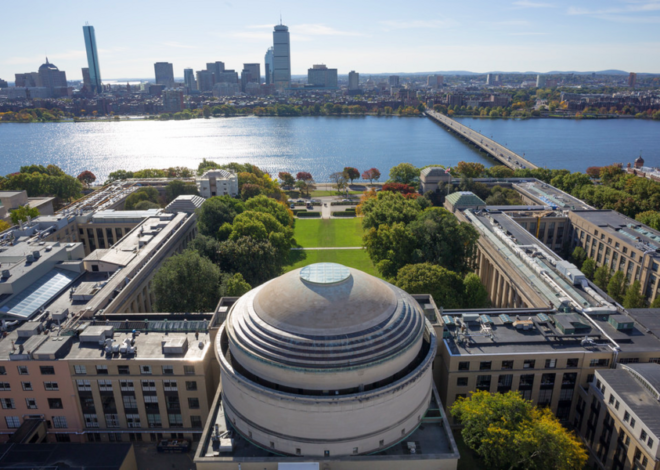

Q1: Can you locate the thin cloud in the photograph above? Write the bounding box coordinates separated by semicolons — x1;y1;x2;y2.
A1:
568;1;660;15
508;31;549;35
380;19;459;30
163;41;197;49
491;19;532;26
513;1;555;8
293;24;365;36
6;50;85;65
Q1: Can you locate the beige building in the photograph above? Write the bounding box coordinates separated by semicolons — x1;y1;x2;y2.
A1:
197;170;238;198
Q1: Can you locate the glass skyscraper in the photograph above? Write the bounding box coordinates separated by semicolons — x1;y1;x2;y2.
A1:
273;23;291;90
82;24;102;94
264;47;274;85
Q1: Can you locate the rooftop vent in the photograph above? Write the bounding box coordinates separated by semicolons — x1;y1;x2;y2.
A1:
162;337;188;355
1;270;10;279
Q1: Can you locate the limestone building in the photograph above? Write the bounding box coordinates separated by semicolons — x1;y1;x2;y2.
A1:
196;170;239;198
195;263;459;469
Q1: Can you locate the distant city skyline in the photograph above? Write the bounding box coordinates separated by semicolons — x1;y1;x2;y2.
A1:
1;0;659;81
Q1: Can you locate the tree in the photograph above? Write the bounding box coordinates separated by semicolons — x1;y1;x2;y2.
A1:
456;161;485;178
464;273;490;308
586;166;602;178
134;200;160;210
361;192;422;231
364;223;421;279
198;196;245;237
223;273;252;297
330;172;348;192
153;249;221;312
278;172;296;188
0;220;10;232
650;296;660;308
623;280;646;309
124;187;160;210
245;195;294;227
165;179;199;202
593;265;611;290
635;211;660;231
10;205;39;225
343;167;360;184
451;391;587;470
296;172;313;182
240;183;263;201
295;180;312;197
362;168;381;185
582;258;596;280
77;170;96;187
389;163;420;186
229;211;293;261
106;170;134;183
571;247;587;269
607;271;627;304
487;165;515;178
189;234;222;264
395;263;464;309
217;236;281;286
381;183;417;195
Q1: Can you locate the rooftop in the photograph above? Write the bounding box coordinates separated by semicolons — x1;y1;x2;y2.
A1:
514;180;593;210
446;191;485;207
0;442;134;470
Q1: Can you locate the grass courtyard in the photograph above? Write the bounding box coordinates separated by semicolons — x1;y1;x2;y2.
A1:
284;249;381;278
293;217;364;247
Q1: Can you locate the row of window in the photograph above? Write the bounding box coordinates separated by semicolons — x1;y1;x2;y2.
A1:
119;394;199;410
76;379;197;392
457;358;592;371
0;381;59;392
5;415;68;429
73;364;196;376
82;412;202;429
1;397;63;410
0;365;57;376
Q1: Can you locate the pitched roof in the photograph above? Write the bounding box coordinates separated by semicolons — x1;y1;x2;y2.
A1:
445;191;486;207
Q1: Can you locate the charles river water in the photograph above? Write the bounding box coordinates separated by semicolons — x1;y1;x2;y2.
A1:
1;116;658;182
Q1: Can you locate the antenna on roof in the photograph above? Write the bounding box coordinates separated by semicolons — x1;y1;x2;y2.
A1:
280;13;282;25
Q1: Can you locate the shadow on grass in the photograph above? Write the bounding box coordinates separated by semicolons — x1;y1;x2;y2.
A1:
287;250;307;265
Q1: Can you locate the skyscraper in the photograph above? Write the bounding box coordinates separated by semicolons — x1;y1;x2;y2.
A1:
82;24;102;94
628;72;637;88
273;23;291;90
81;68;92;92
308;65;338;89
206;62;225;84
348;71;359;91
243;64;261;84
264;47;274;85
154;62;174;87
388;75;400;86
184;68;196;92
196;70;214;92
38;59;68;97
536;74;546;88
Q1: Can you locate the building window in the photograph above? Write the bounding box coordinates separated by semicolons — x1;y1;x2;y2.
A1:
188;397;200;409
126;414;141;428
40;366;55;375
609;394;615;405
105;414;120;427
184;365;195;375
52;416;67;429
497;374;513;392
544;359;556;369
21;382;32;391
74;365;86;375
0;382;9;391
76;380;92;391
648;438;654;449
501;361;514;370
566;358;578;368
1;398;15;409
185;381;197;391
168;414;183;428
0;367;5;375
48;398;63;409
98;380;112;392
84;414;99;428
458;362;470;371
118;366;130;375
5;416;20;428
144;395;158;404
96;365;108;375
641;430;648;441
123;395;138;410
538;389;553;405
26;398;38;409
480;361;492;371
590;358;610;367
624;411;630;422
191;416;202;428
476;375;491;391
17;366;28;375
296;449;301;455
140;365;152;375
559;389;574;401
44;381;58;391
147;414;162;428
523;360;535;369
631;418;636;428
141;380;156;392
163;380;178;391
120;380;135;391
162;366;174;375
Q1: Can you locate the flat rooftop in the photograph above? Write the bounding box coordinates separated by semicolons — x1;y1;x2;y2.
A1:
0;442;134;470
514;180;593;210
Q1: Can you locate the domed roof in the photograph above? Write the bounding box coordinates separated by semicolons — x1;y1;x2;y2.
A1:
39;58;59;72
224;263;426;389
635;155;645;165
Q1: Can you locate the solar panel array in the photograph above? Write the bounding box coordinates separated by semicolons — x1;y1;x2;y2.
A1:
0;269;79;319
300;263;351;285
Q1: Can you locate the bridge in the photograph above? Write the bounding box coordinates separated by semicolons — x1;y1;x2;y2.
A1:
425;110;538;170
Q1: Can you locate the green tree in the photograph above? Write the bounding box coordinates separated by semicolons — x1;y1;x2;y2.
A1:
278;171;296;187
223;273;252;297
581;258;596;280
487;165;515;178
106;169;134;183
343;167;360;184
330;172;348;192
133;200;160;210
360;191;422;231
229;211;293;261
464;273;490;308
451;391;587;470
245;195;293;227
240;183;263;201
217;236;281;286
650;296;660;308
593;265;611;290
635;210;660;231
165;179;199;202
607;271;628;303
395;263;464;309
388;163;420;186
124;187;160;210
10;205;39;225
571;247;587;269
364;223;420;279
456;161;485;178
189;234;222;264
623;280;646;309
153;249;221;312
0;220;10;232
198;196;245;237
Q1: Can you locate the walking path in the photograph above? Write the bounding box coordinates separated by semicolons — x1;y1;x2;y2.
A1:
291;247;363;250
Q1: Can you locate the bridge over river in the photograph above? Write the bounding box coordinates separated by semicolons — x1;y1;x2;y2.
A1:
426;110;538;170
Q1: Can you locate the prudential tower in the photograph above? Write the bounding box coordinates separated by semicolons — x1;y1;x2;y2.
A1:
272;21;291;90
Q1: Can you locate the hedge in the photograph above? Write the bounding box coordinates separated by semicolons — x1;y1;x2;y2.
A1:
330;201;359;206
296;211;321;218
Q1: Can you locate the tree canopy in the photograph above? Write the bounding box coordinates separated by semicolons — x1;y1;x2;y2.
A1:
395;263;464;309
124;187;160;210
388;163;420;186
1;165;82;201
197;196;245;237
451;391;587;470
77;170;96;187
165;179;199;203
10;205;39;225
343;167;360;183
216;236;282;286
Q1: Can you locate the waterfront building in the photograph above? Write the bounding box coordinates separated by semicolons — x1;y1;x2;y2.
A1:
348;70;359;91
273;23;291;90
196;70;214;92
206;61;225;84
162;88;184;113
183;68;196;92
154;62;174;87
196;170;238;198
536;74;546;88
307;64;338;89
264;47;274;85
82;24;102;94
37;59;68;98
243;63;260;84
629;72;637;88
194;263;459;469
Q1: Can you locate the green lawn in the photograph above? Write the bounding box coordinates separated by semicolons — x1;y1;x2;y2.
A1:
284;249;381;278
294;218;364;247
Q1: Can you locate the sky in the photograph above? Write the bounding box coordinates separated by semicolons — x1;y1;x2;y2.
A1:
1;0;659;81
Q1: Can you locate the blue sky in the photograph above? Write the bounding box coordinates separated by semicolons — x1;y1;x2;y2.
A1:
1;0;659;81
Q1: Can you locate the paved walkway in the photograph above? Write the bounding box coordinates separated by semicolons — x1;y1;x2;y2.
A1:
291;247;363;250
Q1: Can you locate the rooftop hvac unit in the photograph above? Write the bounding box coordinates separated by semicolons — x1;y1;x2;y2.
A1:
461;313;480;323
33;251;40;259
26;254;34;262
1;270;10;279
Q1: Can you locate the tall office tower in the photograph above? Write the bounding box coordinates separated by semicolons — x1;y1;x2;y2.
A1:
348;71;359;91
154;62;174;87
486;73;493;85
264;47;274;85
81;68;92;91
15;72;38;88
0;79;7;88
536;74;546;88
427;74;442;89
82;24;102;94
38;58;68;97
240;68;252;92
388;75;399;86
243;63;261;84
628;72;637;88
162;88;184;113
196;70;214;92
216;70;239;84
206;61;225;84
273;23;291;90
184;68;196;92
308;64;338;89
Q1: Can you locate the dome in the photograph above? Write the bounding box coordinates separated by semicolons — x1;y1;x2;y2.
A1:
39;58;59;72
635;155;645;167
224;263;427;391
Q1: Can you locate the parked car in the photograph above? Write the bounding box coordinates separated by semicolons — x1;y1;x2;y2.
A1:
290;203;295;209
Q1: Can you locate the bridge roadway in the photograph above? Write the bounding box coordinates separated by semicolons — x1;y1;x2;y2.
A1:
425;110;538;170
